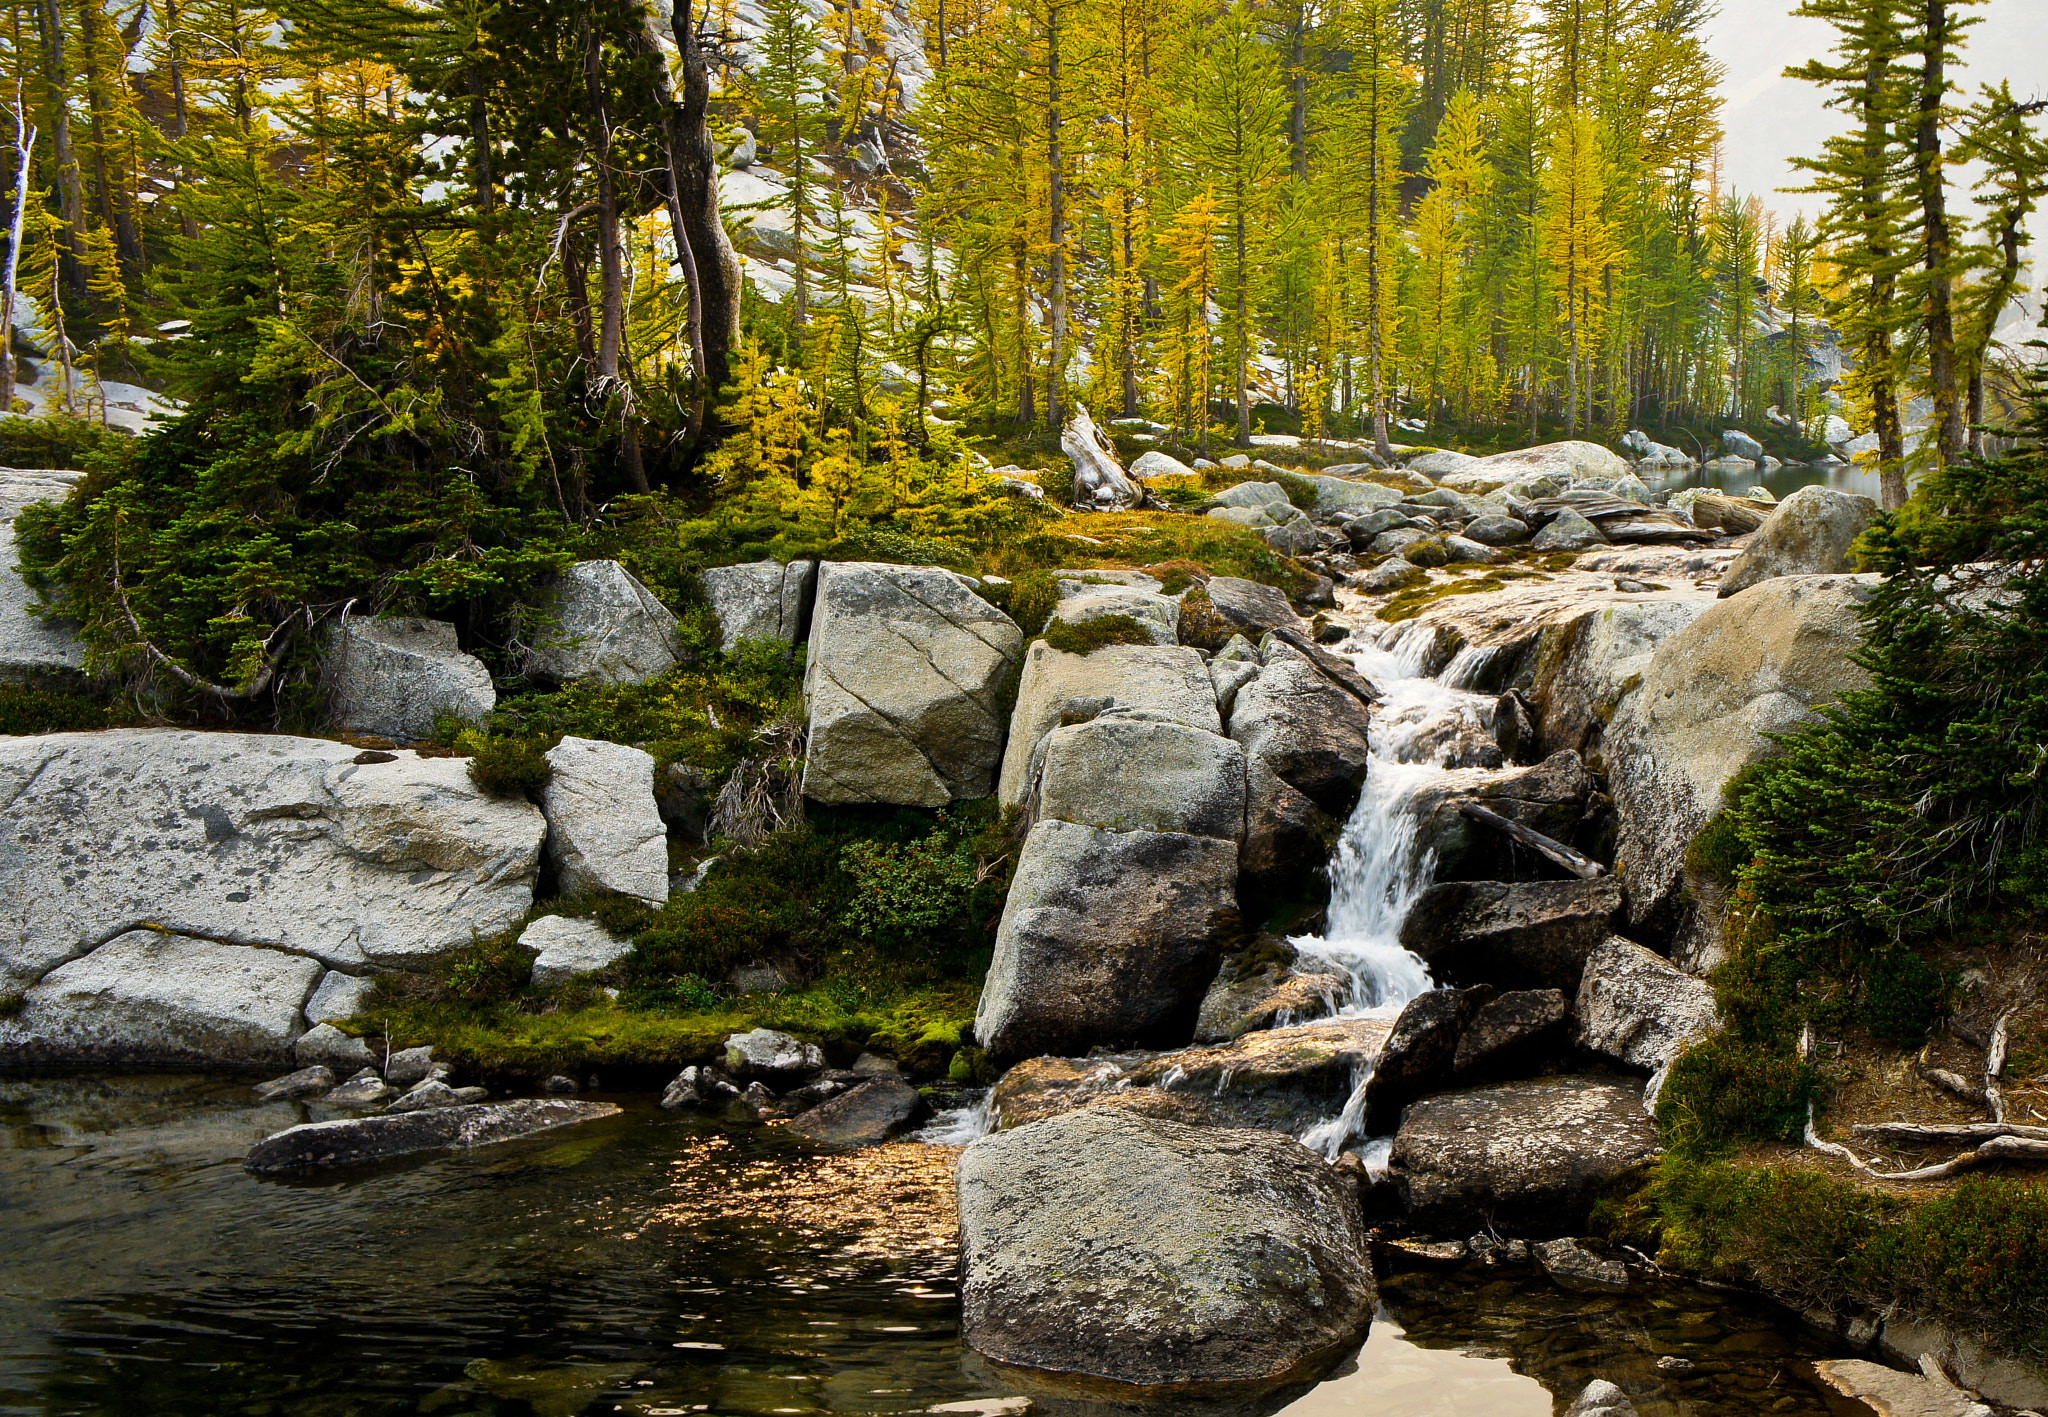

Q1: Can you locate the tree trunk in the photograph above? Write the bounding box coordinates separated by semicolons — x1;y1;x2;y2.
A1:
668;0;741;404
77;2;140;266
3;108;35;413
1045;0;1066;434
36;0;86;296
1914;0;1962;466
586;23;646;495
1235;205;1250;447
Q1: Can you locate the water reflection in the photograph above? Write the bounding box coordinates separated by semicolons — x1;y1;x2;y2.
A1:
1643;458;1889;504
0;1073;1849;1417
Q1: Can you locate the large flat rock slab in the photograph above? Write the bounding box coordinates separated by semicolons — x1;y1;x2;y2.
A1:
244;1099;622;1172
0;730;546;994
0;930;323;1065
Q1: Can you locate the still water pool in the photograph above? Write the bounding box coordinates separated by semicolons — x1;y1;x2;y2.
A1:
0;1074;1848;1417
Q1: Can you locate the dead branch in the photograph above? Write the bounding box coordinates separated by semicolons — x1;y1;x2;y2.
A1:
1459;801;1606;879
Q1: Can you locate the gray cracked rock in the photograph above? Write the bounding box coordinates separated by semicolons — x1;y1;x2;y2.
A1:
700;558;816;654
1390;1077;1659;1234
523;560;683;685
324;616;495;742
724;1027;826;1079
304;971;376;1028
976;819;1240;1064
1717;485;1879;598
384;1046;437;1086
1531;507;1609;551
957;1107;1375;1391
802;562;1023;807
244;1098;622;1172
0;730;546;996
997;641;1219;810
1033;713;1246;840
294;1024;378;1072
1606;574;1874;965
1203;576;1309;638
1227;647;1373;815
540;737;668;905
521;915;633;989
1574;936;1718;1070
0;931;324;1066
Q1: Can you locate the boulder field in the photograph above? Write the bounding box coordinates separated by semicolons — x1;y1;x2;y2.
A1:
3;445;1958;1401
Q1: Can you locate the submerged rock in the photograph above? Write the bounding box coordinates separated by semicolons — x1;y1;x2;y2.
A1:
244;1099;622;1172
1800;1360;1990;1417
957;1108;1375;1390
1390;1076;1659;1234
1534;1237;1631;1294
785;1078;928;1147
1565;1379;1641;1417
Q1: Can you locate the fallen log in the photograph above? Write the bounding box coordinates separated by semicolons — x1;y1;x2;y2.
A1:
1457;801;1606;880
1852;1121;2048;1146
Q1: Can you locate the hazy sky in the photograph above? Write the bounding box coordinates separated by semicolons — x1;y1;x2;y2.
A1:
1706;0;2048;210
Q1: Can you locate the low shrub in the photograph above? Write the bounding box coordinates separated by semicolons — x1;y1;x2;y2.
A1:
1622;1157;2048;1363
462;732;556;798
1040;613;1156;655
0;686;114;735
1653;1035;1819;1157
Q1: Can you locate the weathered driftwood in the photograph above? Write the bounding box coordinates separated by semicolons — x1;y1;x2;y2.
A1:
1458;801;1606;880
1063;406;1149;511
1852;1121;2048;1146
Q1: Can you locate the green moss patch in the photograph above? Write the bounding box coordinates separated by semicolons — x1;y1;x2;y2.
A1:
1040;614;1156;655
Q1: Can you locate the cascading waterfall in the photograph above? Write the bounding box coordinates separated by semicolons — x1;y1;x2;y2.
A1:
920;620;1513;1156
1293;624;1510;1157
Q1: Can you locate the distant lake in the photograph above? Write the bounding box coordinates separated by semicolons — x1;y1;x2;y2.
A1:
1645;459;1888;503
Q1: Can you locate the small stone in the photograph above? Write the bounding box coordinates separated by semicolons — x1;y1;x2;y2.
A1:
1534;1236;1632;1293
385;1046;436;1087
387;1079;462;1113
1352;558;1428;593
659;1068;704;1111
1615;577;1655;593
1657;1357;1696;1374
540;1074;579;1094
1382;1238;1468;1264
851;1051;902;1076
293;1023;378;1073
321;1076;397;1108
450;1086;489;1103
724;1027;826;1079
1565;1378;1640;1417
253;1066;336;1102
739;1080;777;1113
